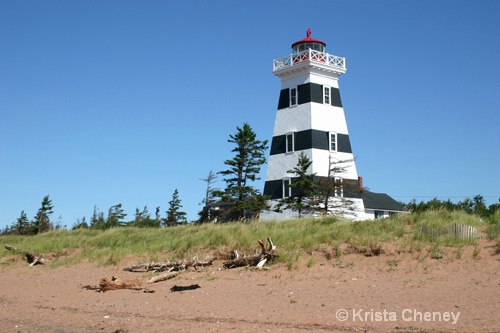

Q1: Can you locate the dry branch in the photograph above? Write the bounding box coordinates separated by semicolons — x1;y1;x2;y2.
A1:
147;271;179;284
222;237;276;269
124;257;214;273
4;244;46;266
92;275;154;293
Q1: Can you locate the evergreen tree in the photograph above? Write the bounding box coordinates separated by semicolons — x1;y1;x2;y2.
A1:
16;210;31;235
198;170;218;223
164;189;187;226
130;205;160;228
473;195;487;216
275;152;316;218
155;206;161;223
216;123;269;221
106;203;127;228
34;195;53;234
314;156;359;217
72;216;89;230
90;205;106;229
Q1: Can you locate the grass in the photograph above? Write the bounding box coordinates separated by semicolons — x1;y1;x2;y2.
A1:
0;211;489;267
487;219;500;253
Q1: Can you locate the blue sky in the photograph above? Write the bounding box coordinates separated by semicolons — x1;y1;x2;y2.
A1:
1;1;499;229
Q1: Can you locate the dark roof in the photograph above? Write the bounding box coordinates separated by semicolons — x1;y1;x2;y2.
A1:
361;191;405;212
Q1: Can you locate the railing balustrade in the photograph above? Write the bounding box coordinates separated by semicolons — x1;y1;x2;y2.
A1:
273;49;346;72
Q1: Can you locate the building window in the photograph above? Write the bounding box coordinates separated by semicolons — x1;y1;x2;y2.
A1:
375;211;385;219
334;177;343;197
329;132;337;152
290;87;297;106
283;178;291;198
286;132;294;153
324;86;330;104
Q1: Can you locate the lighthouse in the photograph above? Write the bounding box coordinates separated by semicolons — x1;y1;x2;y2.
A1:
262;29;366;220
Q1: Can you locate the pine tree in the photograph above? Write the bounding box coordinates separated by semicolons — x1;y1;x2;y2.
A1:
216;123;269;221
34;195;53;234
275;152;316;218
314;156;359;217
72;216;89;230
198;170;218;222
131;205;160;228
16;210;30;235
155;206;161;223
165;189;187;226
90;205;106;229
106;203;127;228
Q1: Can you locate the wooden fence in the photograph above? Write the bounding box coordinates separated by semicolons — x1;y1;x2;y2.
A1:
418;223;479;240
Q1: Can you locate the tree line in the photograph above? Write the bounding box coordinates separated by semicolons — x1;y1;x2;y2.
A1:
2;122;499;235
405;195;499;219
2;188;189;235
2;122;269;235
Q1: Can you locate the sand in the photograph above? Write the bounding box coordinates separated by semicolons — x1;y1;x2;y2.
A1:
0;238;498;333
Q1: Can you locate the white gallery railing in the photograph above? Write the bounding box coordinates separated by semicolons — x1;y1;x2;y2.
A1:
273;49;346;72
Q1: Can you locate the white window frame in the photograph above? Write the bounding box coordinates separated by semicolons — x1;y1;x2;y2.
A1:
329;132;337;152
324;86;330;104
285;132;294;153
282;178;291;198
334;177;343;197
290;87;297;106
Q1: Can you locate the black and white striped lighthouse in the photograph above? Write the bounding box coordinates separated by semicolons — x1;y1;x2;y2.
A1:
262;29;365;220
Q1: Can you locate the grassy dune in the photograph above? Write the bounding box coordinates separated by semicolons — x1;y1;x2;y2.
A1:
0;211;496;268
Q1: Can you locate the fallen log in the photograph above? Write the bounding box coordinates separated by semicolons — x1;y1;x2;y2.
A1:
96;275;152;292
124;257;214;273
147;271;179;284
4;244;46;266
222;237;276;269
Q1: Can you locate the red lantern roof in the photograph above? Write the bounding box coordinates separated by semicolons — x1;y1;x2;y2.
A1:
291;28;326;48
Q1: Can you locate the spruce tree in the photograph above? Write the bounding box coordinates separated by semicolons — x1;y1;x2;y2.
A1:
198;170;218;223
217;123;269;221
275;152;316;218
106;203;127;228
314;156;358;217
165;189;187;226
34;195;53;234
15;210;30;235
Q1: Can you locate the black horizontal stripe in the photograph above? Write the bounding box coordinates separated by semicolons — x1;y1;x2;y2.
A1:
270;130;352;155
264;177;361;200
277;82;342;109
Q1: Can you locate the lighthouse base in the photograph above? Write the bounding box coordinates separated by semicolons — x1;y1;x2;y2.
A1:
259;197;367;222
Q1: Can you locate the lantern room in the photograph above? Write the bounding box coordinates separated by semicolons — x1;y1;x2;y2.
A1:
291;28;326;54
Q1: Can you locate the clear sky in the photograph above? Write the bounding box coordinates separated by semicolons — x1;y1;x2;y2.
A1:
1;1;499;229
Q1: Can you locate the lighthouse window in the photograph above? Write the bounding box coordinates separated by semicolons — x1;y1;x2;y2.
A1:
290;87;297;106
324;86;330;104
334;177;344;197
329;132;337;152
283;178;291;198
286;132;294;153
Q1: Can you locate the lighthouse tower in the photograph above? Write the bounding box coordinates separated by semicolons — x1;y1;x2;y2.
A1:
262;29;365;220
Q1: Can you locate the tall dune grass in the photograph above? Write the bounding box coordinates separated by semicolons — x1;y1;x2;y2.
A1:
0;211;487;267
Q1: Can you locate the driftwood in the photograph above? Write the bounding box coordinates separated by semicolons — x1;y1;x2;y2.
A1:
4;244;46;266
124;257;214;273
170;284;201;292
147;271;179;284
222;237;276;269
84;275;154;293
